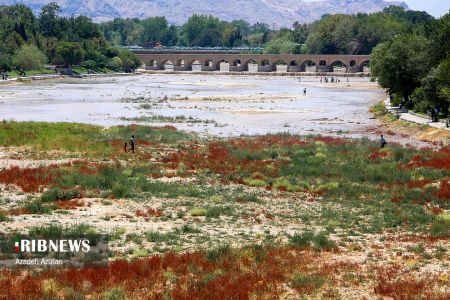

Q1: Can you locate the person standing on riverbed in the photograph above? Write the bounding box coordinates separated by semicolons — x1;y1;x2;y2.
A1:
303;88;307;96
129;135;135;153
380;134;387;149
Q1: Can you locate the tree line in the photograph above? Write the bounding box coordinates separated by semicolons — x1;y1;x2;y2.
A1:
0;3;141;74
371;11;449;117
100;6;434;55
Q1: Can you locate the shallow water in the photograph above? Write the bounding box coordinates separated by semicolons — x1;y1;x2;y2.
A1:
0;74;385;138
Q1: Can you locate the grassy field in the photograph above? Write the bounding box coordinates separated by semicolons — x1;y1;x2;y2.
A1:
0;121;449;299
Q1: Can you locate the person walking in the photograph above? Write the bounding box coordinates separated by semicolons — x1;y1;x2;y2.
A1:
129;135;135;153
123;141;128;152
380;134;387;149
303;88;307;96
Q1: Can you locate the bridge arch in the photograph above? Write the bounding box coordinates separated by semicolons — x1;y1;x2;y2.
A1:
160;60;174;70
188;59;201;66
204;59;213;67
260;59;270;66
216;59;229;71
273;59;288;72
290;60;298;66
175;59;185;66
330;60;346;73
231;59;242;66
349;60;356;67
360;60;370;69
300;59;317;72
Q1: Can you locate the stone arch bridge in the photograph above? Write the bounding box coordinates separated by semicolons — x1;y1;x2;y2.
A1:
132;50;371;73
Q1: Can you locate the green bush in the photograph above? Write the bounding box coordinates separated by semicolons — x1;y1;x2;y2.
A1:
206;244;232;262
188;207;207;217
291;273;325;290
290;232;335;250
41;188;80;202
430;219;450;238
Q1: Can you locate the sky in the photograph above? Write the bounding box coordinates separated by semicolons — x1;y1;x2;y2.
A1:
388;0;450;17
302;0;450;18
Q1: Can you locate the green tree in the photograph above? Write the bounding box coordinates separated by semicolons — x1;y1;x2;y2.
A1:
39;2;62;38
54;42;85;67
264;37;298;54
12;44;47;72
140;16;169;45
435;57;450;113
117;49;141;72
371;34;431;105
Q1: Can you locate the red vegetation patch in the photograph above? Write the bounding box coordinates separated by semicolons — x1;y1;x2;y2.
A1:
164;141;282;180
136;208;163;218
228;135;307;150
0;165;58;192
404;148;450;170
369;150;390;161
406;179;433;189
0;247;346;300
56;199;84;210
312;136;348;146
374;265;449;299
433;180;450;201
0;161;101;193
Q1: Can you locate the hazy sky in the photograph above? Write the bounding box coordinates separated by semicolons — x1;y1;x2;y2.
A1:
388;0;450;17
302;1;449;18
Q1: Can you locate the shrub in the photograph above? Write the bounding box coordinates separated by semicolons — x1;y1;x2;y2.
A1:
206;206;234;218
243;178;266;187
41;188;80;202
25;199;53;214
291;273;326;292
430;218;450;238
290;232;335;250
132;247;149;257
188;207;207;217
112;182;131;198
101;287;126;300
206;244;232;262
0;212;9;222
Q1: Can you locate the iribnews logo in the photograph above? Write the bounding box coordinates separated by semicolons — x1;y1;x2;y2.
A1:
14;237;91;253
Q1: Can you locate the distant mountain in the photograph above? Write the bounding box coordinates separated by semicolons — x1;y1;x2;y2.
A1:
0;0;409;27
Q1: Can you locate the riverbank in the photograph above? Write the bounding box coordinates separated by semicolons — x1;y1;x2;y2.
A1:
0;72;139;85
370;100;450;146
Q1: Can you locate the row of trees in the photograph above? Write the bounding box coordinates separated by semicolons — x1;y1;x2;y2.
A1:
0;3;141;74
100;6;434;55
371;12;449;116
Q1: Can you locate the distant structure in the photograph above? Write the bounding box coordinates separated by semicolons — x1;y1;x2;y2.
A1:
132;50;371;73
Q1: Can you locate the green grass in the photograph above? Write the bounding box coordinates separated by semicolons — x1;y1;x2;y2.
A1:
40;188;80;202
28;224;100;244
0;212;9;222
290;232;335;250
7;69;56;77
0;121;191;154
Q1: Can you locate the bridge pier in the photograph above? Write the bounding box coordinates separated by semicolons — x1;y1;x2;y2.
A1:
201;66;216;71
173;66;192;71
346;66;362;73
317;65;333;72
287;65;302;72
258;65;273;72
229;65;245;72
